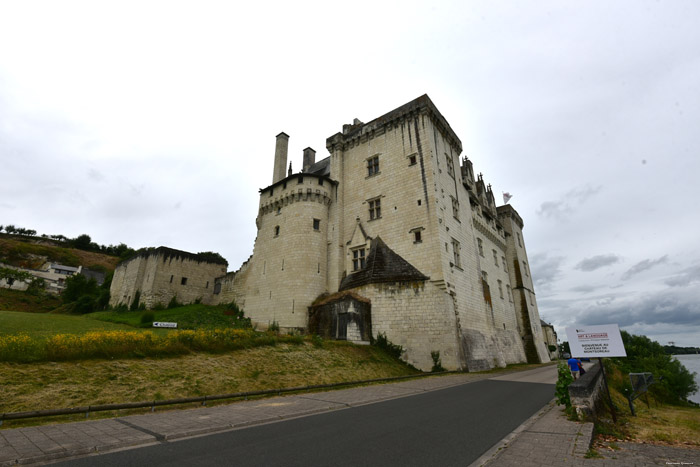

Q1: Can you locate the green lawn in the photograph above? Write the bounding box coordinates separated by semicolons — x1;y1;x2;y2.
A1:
87;304;250;330
0;310;141;340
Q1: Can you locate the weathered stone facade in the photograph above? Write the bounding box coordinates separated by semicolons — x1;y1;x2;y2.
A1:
112;95;549;371
109;248;227;309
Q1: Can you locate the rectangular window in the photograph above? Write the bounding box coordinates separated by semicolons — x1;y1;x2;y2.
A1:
477;238;484;257
274;225;280;237
409;154;417;166
205;281;209;289
367;156;379;176
498;280;504;299
169;275;174;283
517;232;522;247
451;238;461;268
451;196;459;220
493;250;498;266
502;256;507;272
313;219;320;231
507;284;513;302
318;178;323;186
298;176;304;184
523;261;529;277
352;248;366;271
445;154;455;178
181;277;188;285
368;198;381;220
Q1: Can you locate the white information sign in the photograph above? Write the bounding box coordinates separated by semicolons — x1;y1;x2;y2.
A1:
566;324;626;358
153;322;177;328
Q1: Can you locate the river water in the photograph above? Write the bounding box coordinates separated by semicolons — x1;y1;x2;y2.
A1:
674;354;700;404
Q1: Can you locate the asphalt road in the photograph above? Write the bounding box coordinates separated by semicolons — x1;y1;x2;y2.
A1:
54;367;556;467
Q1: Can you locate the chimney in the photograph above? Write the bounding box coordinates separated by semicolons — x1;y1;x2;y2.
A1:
302;147;316;172
272;132;289;184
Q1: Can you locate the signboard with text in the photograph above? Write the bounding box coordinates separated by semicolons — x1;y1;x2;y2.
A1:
566;324;627;358
153;322;177;328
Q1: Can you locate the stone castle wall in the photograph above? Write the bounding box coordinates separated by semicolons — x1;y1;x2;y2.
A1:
109;250;226;308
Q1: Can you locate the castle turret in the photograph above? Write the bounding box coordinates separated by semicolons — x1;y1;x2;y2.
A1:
272;132;289;184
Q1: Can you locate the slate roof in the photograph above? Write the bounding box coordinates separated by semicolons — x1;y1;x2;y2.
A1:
305;156;330;176
339;237;429;291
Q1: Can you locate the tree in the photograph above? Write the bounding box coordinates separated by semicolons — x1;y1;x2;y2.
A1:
71;234;92;250
5;225;16;234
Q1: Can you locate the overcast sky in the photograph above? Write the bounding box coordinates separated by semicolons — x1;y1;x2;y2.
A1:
1;1;699;347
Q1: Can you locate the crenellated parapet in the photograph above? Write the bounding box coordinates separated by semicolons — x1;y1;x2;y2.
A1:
258;176;334;217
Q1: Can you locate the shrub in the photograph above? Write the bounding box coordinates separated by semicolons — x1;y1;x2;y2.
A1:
374;332;403;359
268;320;280;333
73;295;96;314
555;361;574;409
431;350;445;372
140;311;155;325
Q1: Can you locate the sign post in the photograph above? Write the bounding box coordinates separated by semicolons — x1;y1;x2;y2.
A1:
566;324;627;423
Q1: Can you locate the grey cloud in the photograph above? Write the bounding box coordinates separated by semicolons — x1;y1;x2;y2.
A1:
571;285;599;293
575;254;621;272
665;264;700;287
575;289;700;329
621;256;668;281
537;185;601;220
530;252;565;289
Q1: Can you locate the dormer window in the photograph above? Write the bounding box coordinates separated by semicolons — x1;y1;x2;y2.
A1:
352;248;366;271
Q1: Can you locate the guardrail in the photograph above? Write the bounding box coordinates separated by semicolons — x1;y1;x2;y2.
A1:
1;371;457;425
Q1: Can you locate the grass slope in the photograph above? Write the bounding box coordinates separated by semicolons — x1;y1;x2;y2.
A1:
0;310;140;340
0;236;119;270
0;288;61;313
88;304;249;329
0;342;419;416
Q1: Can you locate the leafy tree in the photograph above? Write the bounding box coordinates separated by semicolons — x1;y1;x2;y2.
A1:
5;225;16;234
62;274;99;304
610;331;698;404
71;234;93;251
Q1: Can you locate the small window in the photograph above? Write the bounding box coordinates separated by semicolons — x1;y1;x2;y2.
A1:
169;275;174;283
205;281;209;289
481;270;488;281
367;156;379;176
451;197;459;220
181;277;188;285
451;238;461;268
477;238;484;257
493;250;498;266
352;248;366;271
298;176;304;184
502;256;507;272
318;178;323;186
523;261;528;277
417;199;422;206
269;189;273;197
507;285;513;302
313;219;320;231
412;228;422;243
368;197;381;220
277;207;281;215
498;280;504;299
409;155;417;166
274;225;280;237
517;232;522;247
530;292;534;305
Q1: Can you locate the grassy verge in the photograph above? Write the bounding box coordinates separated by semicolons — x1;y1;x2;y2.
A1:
0;289;62;313
0;310;137;338
592;379;699;449
0;341;420;418
87;304;249;329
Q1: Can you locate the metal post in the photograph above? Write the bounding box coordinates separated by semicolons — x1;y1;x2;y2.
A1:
599;357;617;423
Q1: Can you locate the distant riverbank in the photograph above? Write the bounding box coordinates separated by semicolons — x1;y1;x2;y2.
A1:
674;354;700;404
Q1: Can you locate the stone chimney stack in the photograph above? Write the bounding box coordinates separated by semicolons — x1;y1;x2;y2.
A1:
272;132;289;184
302;147;316;172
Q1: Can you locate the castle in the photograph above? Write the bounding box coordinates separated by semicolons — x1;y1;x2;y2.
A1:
109;95;550;371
